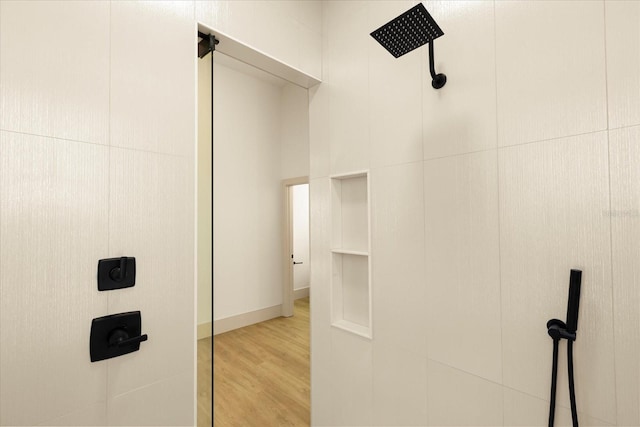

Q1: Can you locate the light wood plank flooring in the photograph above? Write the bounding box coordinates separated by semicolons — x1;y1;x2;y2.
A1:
211;297;310;426
198;335;212;427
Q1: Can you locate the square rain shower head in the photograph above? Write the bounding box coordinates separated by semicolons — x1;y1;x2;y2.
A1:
370;3;444;58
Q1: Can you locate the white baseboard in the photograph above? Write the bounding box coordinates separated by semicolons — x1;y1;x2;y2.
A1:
197;322;212;340
293;287;310;300
213;304;282;335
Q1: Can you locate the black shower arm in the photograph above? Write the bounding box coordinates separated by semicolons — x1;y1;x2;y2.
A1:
428;42;437;80
427;42;447;89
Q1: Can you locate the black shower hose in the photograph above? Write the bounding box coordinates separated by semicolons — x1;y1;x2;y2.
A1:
548;338;578;427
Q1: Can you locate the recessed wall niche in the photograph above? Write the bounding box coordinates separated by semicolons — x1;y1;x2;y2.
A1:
330;171;371;339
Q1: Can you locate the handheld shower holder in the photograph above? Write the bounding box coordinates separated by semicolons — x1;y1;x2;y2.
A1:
546;269;582;427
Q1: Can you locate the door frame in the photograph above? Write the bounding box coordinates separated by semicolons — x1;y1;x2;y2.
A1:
282;176;309;317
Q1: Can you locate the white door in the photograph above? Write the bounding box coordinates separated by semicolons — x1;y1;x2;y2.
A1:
292;184;310;293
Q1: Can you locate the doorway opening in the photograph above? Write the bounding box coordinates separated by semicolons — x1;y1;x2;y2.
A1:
195;24;319;427
283;180;310;317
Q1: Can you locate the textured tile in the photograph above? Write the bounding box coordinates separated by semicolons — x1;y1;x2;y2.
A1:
424;150;502;383
423;0;497;159
372;343;427;426
310;178;334;427
110;1;195;156
253;1;300;70
426;360;503;426
196;1;254;46
370;162;426;357
499;132;616;423
0;0;109;143
503;387;614;427
495;1;607;146
298;0;323;34
609;125;640;425
0;132;108;426
108;371;194;426
38;402;107;427
107;148;194;398
299;25;323;81
369;1;423;168
605;1;640;129
329;328;373;426
327;1;370;175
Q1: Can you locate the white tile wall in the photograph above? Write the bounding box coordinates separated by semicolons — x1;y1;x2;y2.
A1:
327;1;370;175
311;0;640;425
309;178;333;427
609;125;640;425
369;1;423;169
424;150;502;383
0;1;110;144
605;1;640;130
370;162;426;357
110;0;195;156
372;343;428;426
499;132;616;423
495;1;607;147
0;132;109;426
423;0;497;159
107;148;194;399
330;328;373;426
108;370;193;426
426;360;503;426
38;402;108;427
503;387;614;427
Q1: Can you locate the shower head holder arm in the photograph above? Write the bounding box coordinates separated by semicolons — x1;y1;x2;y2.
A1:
546;319;576;341
428;42;447;89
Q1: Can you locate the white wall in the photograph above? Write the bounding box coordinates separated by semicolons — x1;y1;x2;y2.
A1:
210;54;309;323
212;55;283;321
282;84;310;179
310;1;640;425
293;184;310;291
0;1;195;426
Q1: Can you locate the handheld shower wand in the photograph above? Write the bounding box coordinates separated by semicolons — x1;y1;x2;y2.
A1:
547;269;582;427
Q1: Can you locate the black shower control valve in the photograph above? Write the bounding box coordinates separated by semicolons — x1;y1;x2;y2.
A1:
98;257;136;291
90;311;148;362
108;328;149;348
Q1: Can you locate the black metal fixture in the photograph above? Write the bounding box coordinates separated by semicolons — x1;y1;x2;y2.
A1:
90;311;148;362
98;257;136;291
546;269;582;427
198;31;219;59
370;3;447;89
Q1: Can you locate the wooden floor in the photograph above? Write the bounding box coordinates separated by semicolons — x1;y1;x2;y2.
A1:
198;335;213;427
210;297;310;426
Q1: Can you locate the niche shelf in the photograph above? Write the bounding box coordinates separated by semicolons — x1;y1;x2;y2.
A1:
330;171;372;339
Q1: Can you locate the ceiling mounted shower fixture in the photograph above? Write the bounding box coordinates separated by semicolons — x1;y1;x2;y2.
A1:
370;3;447;89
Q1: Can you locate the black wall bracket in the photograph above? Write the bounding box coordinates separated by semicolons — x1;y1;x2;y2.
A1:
198;31;219;59
90;311;148;362
98;257;136;291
